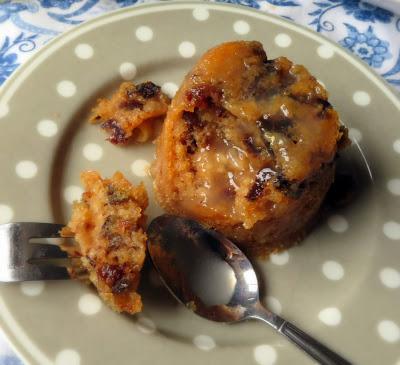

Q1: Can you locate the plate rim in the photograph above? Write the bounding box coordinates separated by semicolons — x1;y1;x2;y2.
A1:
0;1;399;111
0;2;399;365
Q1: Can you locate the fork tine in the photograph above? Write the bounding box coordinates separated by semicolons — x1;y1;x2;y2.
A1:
0;223;71;282
18;223;65;238
30;264;70;280
29;243;68;260
1;263;71;281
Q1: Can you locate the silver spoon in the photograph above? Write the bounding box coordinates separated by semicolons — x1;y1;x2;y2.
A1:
147;215;352;365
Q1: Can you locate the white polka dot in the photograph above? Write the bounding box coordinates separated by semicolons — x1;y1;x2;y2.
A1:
15;160;38;179
55;349;81;365
353;91;370;106
327;214;348;233
270;251;289;266
233;20;250;35
179;41;196;58
254;344;277;365
74;43;94;59
318;307;342;326
131;159;150;177
0;103;9;119
380;268;400;289
274;33;292;48
383;221;400;240
322;261;344;281
317;44;335;59
161;82;179;98
64;185;83;204
192;7;209;21
393;140;400;154
265;296;282;315
82;143;103;161
78;293;102;315
135;26;153;42
377;320;400;343
136;315;156;334
119;62;137;81
0;204;14;224
37;119;58;137
193;335;216;351
348;128;362;143
20;281;45;296
387;179;400;196
57;80;76;98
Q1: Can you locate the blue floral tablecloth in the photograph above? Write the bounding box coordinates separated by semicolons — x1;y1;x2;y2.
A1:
0;0;399;364
0;0;399;89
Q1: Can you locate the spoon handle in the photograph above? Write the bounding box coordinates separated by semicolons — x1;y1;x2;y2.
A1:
251;305;352;365
279;321;352;365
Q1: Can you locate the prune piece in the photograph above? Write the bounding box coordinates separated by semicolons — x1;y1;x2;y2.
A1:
317;99;333;118
186;138;198;154
246;168;275;201
274;173;305;199
185;85;222;109
257;114;293;135
112;277;132;294
101;119;128;144
136;82;161;99
182;110;204;130
98;264;124;286
263;59;278;73
243;135;262;155
120;99;143;110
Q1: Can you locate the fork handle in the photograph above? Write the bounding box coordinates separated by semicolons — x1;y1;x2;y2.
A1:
250;304;352;365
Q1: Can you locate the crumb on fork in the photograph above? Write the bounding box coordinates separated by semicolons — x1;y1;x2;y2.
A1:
61;171;148;314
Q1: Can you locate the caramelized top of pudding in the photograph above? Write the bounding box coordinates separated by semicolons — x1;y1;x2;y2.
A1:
155;41;346;229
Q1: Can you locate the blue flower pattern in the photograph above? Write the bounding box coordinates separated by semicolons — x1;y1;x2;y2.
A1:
116;0;141;7
0;2;30;23
342;1;393;23
213;0;261;8
0;32;37;84
0;47;18;85
38;0;84;9
216;0;299;8
0;0;398;86
307;0;400;84
309;0;394;31
340;24;392;67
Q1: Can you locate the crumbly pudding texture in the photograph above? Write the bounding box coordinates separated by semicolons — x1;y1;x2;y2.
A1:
153;41;349;257
61;171;148;314
90;81;170;144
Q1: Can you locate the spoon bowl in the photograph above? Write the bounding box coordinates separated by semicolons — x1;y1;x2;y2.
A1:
147;215;352;365
147;214;259;322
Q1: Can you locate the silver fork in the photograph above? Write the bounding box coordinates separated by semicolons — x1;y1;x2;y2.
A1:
0;222;71;282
